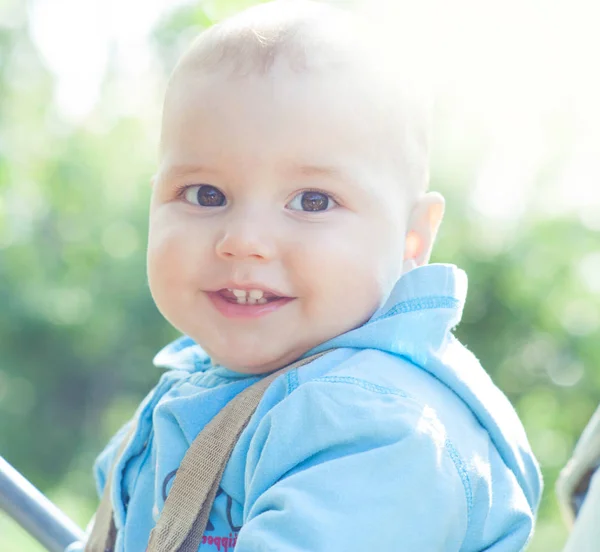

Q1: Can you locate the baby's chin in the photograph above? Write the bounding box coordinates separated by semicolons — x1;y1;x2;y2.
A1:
208;345;311;375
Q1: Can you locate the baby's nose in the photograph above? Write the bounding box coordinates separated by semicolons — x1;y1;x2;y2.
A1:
215;216;276;261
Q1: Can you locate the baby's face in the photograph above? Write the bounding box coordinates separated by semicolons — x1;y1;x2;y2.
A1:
148;61;413;373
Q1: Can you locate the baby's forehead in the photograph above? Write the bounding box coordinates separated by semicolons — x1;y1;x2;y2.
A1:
163;0;430;196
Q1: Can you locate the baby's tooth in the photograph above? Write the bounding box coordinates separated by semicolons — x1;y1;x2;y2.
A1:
247;297;257;305
249;289;264;299
257;298;267;304
232;289;247;298
236;296;247;304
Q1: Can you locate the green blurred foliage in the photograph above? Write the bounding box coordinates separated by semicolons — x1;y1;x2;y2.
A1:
1;1;598;551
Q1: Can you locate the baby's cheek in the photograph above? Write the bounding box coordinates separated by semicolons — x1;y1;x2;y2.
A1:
147;229;192;310
148;231;177;279
150;215;200;266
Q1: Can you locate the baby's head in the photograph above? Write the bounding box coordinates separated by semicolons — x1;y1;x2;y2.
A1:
147;0;444;373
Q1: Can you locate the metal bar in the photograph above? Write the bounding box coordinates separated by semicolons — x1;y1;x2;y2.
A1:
0;455;85;552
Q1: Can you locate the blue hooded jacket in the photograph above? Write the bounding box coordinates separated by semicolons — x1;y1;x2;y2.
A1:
94;264;542;551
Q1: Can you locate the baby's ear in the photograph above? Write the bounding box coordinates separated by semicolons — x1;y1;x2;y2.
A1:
403;192;445;267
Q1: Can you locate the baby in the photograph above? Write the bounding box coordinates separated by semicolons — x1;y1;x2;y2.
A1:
89;1;542;550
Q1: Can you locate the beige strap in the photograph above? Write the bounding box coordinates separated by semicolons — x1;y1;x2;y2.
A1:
85;424;136;552
88;351;326;552
147;351;325;552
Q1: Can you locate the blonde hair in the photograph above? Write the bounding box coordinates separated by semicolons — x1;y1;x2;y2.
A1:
165;0;431;195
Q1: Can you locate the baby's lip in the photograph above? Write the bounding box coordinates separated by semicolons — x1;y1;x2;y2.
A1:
209;283;292;299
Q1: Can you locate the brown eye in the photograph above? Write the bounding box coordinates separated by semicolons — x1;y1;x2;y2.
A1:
288;191;336;212
185;185;226;207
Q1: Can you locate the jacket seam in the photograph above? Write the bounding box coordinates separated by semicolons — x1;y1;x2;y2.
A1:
310;375;409;397
371;295;459;323
286;369;300;394
445;439;473;526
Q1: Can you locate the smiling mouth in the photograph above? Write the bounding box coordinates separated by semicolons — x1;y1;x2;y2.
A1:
206;289;294;319
217;288;289;305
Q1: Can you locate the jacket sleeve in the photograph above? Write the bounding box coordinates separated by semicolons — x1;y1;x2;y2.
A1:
236;378;469;552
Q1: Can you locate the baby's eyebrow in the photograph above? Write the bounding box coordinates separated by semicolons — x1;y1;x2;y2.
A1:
161;164;219;180
292;163;370;194
160;162;369;194
295;164;348;180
